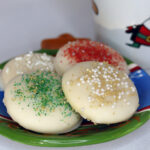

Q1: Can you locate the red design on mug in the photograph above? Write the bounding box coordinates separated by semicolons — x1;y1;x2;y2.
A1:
126;17;150;48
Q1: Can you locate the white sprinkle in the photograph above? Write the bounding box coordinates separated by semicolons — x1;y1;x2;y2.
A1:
125;85;129;88
15;57;22;61
88;96;92;102
89;82;92;85
112;79;115;82
77;83;81;86
91;75;95;78
117;83;120;87
16;71;23;74
100;93;104;96
127;102;130;105
120;92;125;95
91;87;95;90
66;81;70;85
80;77;84;81
81;80;85;84
113;95;116;98
5;67;9;73
107;87;110;90
41;54;51;61
121;82;125;85
98;84;101;88
113;102;117;105
103;75;107;79
27;60;31;64
131;87;136;92
101;88;105;92
46;67;49;70
123;99;127;102
25;53;33;57
123;77;127;80
101;103;104;107
97;66;100;69
112;105;115;109
96;89;100;92
118;95;121;99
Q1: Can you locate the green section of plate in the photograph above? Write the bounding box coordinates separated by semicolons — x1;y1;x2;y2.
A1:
0;112;149;147
0;49;149;147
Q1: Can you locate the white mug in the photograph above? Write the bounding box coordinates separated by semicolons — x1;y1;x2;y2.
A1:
92;0;150;73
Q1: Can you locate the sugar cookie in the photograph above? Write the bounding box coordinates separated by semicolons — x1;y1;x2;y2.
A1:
62;61;139;124
4;71;82;133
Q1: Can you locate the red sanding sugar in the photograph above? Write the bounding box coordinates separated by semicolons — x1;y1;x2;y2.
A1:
62;40;127;72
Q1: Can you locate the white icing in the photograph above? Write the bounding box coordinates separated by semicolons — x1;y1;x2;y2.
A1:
62;61;139;124
2;53;55;87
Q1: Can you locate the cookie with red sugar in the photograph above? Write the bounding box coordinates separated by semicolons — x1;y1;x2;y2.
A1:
54;40;129;75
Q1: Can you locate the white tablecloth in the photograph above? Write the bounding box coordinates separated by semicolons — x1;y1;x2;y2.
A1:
0;0;149;150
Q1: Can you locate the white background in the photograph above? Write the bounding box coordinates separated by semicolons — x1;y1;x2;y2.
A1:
0;0;149;150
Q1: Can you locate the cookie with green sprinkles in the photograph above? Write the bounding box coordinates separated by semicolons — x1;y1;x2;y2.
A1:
3;71;82;134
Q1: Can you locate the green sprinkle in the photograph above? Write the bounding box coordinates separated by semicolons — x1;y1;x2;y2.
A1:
13;71;73;117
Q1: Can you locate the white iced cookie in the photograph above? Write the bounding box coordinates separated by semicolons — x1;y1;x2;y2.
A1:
2;52;55;87
54;40;129;75
62;61;139;124
4;71;82;134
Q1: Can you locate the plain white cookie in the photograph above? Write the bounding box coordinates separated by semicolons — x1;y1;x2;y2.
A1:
4;72;82;134
62;61;139;124
2;52;55;87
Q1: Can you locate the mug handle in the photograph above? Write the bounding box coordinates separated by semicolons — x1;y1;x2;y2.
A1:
92;0;99;15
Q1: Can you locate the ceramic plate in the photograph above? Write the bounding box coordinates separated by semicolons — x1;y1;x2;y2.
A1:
0;50;149;147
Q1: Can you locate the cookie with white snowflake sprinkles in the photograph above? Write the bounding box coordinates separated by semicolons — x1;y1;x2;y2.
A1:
62;61;139;124
2;52;55;87
54;40;128;75
3;71;82;134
